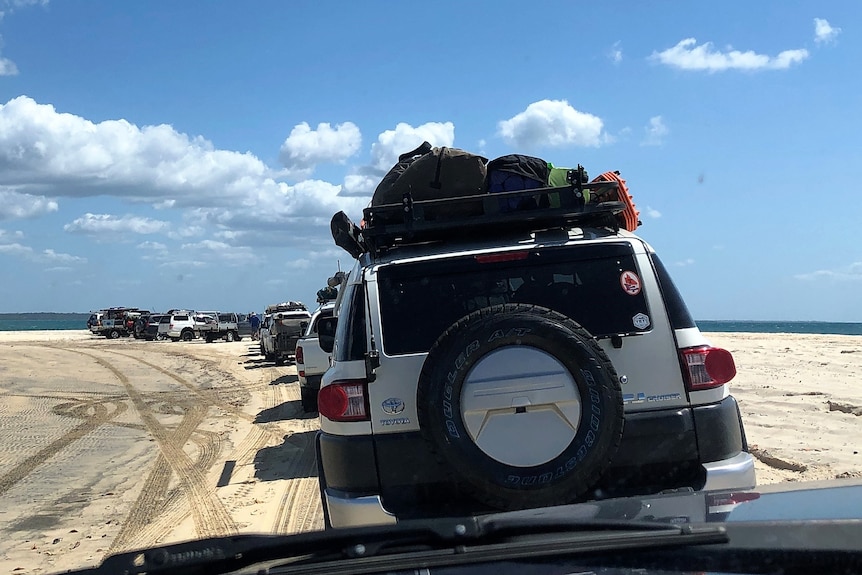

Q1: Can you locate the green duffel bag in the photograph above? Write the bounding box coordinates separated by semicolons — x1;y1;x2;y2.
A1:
547;165;590;207
371;146;488;207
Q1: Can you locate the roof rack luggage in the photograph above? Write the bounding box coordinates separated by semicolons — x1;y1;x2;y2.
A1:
332;166;626;258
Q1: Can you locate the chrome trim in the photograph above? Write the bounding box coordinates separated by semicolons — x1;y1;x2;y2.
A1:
702;451;757;491
324;490;397;528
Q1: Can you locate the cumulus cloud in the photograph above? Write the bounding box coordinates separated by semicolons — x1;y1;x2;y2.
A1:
0;55;17;76
199;178;367;231
497;100;608;149
641;116;668;146
0;241;86;264
0;96;369;239
370;121;455;173
644;206;662;219
650;38;808;72
795;262;862;281
278;121;361;172
180;239;253;263
0;228;23;240
608;41;623;64
64;213;170;235
0;188;58;219
0;97;270;203
342;173;377;196
814;18;841;44
137;240;167;250
41;248;86;263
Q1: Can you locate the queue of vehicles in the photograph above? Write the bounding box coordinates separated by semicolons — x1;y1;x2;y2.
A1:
87;307;255;342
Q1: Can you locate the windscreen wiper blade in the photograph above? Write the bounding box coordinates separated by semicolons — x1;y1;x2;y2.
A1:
65;516;727;575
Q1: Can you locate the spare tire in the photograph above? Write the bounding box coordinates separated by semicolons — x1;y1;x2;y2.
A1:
416;303;624;511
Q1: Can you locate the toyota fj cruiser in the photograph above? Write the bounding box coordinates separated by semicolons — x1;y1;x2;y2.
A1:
316;168;755;529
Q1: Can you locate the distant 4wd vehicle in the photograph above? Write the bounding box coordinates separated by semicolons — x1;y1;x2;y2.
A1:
260;302;311;365
295;302;335;412
164;310;208;342
93;307;147;338
316;165;754;529
199;312;252;342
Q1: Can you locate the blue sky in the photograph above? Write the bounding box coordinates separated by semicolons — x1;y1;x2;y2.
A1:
0;1;858;321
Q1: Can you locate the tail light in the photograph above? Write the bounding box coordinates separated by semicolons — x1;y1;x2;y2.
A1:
681;346;736;391
318;380;369;422
295;345;304;377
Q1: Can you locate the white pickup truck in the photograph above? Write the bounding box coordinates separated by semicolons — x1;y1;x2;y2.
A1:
294;302;335;412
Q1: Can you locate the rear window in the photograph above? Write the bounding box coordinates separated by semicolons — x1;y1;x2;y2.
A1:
649;253;696;330
334;283;367;362
159;316;171;324
310;309;334;335
378;243;652;355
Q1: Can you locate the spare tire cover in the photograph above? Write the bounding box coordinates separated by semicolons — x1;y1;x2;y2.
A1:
417;303;624;511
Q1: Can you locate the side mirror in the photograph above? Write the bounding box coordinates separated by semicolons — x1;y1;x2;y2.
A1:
317;316;337;353
300;321;309;334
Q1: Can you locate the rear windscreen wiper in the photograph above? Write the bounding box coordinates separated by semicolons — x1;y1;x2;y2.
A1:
64;516;728;575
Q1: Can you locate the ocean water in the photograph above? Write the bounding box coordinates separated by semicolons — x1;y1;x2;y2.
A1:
0;313;91;331
697;320;862;336
0;313;860;335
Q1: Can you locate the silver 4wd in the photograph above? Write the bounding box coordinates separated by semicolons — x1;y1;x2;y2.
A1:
260;302;311;365
316;169;755;529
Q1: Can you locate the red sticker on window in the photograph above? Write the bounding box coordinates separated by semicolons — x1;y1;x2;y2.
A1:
620;271;641;295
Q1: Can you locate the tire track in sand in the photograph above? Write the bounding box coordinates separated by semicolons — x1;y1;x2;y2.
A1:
0;400;123;497
268;381;324;534
74;351;238;541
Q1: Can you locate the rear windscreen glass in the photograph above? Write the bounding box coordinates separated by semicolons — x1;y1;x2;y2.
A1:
378;243;652;355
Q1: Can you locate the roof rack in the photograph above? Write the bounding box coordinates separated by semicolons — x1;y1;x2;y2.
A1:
265;301;307;314
334;177;625;258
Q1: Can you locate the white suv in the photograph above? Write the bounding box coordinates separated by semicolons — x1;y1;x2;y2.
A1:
315;170;755;529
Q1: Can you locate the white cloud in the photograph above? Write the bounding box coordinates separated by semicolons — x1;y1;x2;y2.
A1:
0;241;29;257
650;38;808;72
41;248;86;263
180;239;253;263
641;116;668;147
0;241;86;264
0;188;58;219
644;206;662;219
278;121;361;172
0;56;17;76
814;18;841;44
795;262;862;281
64;213;170;235
675;258;696;267
0;228;23;240
342;173;377;196
609;41;623;64
0;96;370;238
370;121;455;172
137;240;167;250
497;100;608;149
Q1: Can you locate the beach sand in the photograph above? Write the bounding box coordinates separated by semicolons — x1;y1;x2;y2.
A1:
0;329;860;573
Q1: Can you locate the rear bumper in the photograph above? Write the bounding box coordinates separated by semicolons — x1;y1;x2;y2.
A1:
318;395;753;527
300;374;323;390
274;333;299;353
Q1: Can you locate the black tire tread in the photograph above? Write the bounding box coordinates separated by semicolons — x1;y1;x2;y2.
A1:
416;303;624;511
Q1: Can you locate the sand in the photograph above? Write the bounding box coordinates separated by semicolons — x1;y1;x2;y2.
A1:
0;329;859;574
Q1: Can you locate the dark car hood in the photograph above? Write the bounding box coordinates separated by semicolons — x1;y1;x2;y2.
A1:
493;478;862;525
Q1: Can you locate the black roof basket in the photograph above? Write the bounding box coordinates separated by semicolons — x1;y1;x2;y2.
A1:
331;167;626;258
